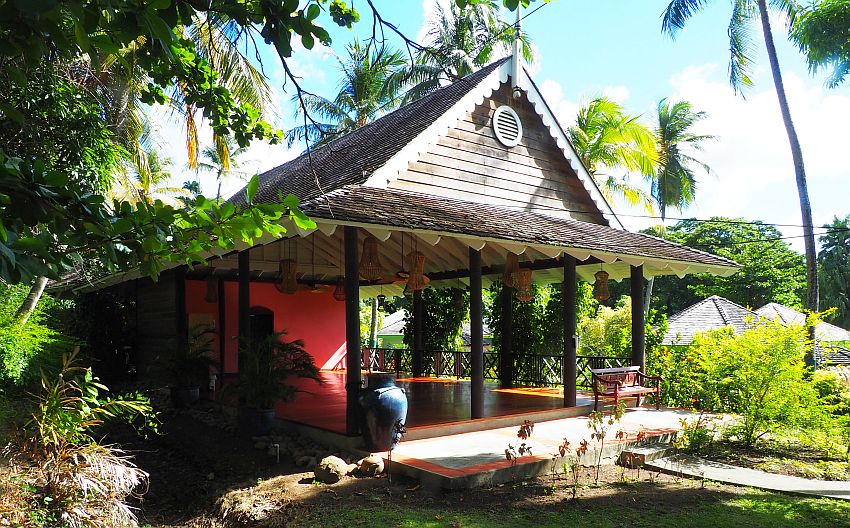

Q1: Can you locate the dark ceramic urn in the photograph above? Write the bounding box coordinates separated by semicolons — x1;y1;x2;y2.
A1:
358;373;408;451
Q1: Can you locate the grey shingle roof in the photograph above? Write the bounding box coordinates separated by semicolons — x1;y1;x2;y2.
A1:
377;309;407;336
663;296;760;346
300;186;739;269
235;58;510;206
756;303;850;342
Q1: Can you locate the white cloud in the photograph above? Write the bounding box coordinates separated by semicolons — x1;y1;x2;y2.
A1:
417;0;450;44
538;78;579;129
665;64;850;249
530;65;850;252
602;85;630;103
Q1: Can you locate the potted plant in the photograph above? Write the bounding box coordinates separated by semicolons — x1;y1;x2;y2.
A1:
168;324;218;407
233;331;321;435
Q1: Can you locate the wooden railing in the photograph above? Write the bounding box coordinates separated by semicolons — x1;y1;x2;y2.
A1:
361;348;629;388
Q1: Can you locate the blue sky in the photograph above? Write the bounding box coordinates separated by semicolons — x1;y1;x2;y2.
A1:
155;1;849;250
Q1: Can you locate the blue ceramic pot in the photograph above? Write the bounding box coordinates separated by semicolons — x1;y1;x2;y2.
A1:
358;373;408;451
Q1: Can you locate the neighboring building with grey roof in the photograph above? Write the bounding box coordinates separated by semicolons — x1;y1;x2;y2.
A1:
756;303;850;342
662;296;759;346
663;297;850;367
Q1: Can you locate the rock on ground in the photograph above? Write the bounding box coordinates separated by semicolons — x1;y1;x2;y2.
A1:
314;456;349;484
357;455;385;477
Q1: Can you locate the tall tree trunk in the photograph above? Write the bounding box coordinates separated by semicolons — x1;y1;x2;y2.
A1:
643;208;665;315
15;276;48;325
369;297;379;348
757;0;819;362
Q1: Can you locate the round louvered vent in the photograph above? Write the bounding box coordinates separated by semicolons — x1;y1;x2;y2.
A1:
492;105;523;147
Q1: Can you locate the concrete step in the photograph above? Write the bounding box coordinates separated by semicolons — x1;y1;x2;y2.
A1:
619;443;676;468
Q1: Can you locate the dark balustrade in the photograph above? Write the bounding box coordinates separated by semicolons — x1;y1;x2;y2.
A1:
361;348;629;389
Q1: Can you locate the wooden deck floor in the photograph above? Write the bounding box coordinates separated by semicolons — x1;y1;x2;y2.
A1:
276;371;590;434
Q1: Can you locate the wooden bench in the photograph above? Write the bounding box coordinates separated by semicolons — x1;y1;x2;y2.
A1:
590;366;661;411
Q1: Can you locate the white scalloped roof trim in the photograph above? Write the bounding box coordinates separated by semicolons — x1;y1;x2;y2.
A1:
520;68;622;228
362;64;509;189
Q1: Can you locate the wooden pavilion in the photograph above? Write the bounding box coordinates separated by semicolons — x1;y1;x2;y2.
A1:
76;56;738;436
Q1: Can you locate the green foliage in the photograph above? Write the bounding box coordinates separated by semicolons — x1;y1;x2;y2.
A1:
0;62;125;193
168;324;218;387
579;297;632;357
0;282;73;387
791;0;850;88
818;215;850;329
650;320;822;447
488;281;595;357
232;332;321;409
649;218;806;314
403;288;469;351
0;151;314;284
5;351;156;528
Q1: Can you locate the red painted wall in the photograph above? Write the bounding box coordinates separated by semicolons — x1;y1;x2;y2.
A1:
185;280;346;373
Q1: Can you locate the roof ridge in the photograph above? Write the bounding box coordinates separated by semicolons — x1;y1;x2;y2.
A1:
713;297;731;326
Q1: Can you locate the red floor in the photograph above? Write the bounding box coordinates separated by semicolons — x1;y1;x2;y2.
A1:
275;371;579;433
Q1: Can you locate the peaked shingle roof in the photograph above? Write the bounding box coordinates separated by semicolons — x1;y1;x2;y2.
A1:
240;58;509;205
300;187;738;270
663;296;760;346
755;303;850;342
377;309;407;336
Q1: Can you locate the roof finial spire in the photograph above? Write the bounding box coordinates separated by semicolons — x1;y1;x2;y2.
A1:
511;3;523;100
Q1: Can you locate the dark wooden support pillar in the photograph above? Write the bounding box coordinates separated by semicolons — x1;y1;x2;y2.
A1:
238;251;250;348
631;265;646;370
499;285;513;388
563;255;577;408
344;226;362;436
412;290;424;377
217;279;226;378
469;247;484;419
175;266;188;353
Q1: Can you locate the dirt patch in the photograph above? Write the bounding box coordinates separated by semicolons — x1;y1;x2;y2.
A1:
109;411;845;527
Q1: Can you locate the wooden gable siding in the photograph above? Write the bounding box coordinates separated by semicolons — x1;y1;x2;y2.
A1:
388;83;607;225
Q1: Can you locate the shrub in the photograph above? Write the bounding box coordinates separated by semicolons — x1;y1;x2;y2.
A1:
0;282;74;387
4;350;157;528
651;320;823;447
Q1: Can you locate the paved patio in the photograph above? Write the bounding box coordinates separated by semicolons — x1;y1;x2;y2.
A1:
378;407;696;489
647;455;850;500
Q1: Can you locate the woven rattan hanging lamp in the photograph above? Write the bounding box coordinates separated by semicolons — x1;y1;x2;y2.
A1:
593;268;610;302
359;235;383;282
332;276;345;301
406;251;427;291
502;253;520;288
276;258;298;294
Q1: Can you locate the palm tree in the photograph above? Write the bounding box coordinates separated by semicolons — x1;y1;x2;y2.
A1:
661;1;819;322
791;0;850;88
568;96;657;211
285;41;408;148
651;99;714;223
112;148;189;207
404;1;533;102
173;13;276;171
644;98;714;313
197;136;250;200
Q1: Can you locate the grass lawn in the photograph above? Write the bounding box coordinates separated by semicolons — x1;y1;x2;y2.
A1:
102;411;850;528
282;463;850;528
302;486;850;528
